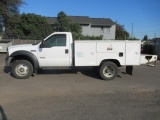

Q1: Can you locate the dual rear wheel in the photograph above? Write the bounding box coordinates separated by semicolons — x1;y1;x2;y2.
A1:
99;62;118;80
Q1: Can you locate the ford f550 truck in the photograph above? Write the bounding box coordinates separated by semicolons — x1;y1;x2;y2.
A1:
5;32;157;80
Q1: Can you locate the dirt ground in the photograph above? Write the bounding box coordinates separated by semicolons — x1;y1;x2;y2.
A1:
0;53;160;120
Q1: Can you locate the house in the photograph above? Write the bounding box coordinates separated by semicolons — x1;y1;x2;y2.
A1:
46;16;116;40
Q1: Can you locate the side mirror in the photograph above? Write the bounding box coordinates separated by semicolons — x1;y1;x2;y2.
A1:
40;39;45;48
40;43;43;48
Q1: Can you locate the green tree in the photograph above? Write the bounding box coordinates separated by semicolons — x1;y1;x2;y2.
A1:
0;13;3;31
0;24;2;32
0;0;24;25
6;13;53;39
5;14;23;37
115;23;129;40
142;34;148;41
55;11;82;40
129;37;139;40
80;35;103;40
21;13;53;39
70;23;82;39
55;11;105;40
55;11;71;32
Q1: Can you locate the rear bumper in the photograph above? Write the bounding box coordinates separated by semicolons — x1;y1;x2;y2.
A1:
140;54;157;64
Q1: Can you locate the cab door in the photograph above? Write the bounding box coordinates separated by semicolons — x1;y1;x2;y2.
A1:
38;34;70;67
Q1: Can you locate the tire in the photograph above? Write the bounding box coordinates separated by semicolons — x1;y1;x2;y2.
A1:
99;62;118;80
12;60;33;79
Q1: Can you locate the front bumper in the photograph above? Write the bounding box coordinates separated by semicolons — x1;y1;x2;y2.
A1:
5;56;13;67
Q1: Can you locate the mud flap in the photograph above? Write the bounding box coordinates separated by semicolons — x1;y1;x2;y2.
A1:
126;66;133;75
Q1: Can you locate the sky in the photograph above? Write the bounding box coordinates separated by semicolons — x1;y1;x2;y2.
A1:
19;0;160;40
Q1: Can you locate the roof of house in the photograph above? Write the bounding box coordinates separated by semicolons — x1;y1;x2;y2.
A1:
46;16;115;26
46;17;57;24
90;18;115;26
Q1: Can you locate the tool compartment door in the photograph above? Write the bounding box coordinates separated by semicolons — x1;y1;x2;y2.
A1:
125;41;141;65
75;41;96;66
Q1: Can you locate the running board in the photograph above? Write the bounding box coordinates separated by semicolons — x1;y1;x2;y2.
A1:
40;67;73;70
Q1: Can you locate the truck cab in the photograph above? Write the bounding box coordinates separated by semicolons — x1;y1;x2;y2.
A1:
38;32;73;67
6;32;73;79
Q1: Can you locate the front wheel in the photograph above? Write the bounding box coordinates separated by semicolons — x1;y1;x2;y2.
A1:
12;60;33;79
99;62;118;80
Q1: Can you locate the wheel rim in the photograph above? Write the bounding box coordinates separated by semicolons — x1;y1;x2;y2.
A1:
103;65;115;78
15;64;29;77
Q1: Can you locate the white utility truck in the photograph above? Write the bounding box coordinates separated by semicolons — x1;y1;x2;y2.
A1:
5;32;157;80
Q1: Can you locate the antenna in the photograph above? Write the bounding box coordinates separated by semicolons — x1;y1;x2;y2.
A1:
154;33;156;38
131;23;133;38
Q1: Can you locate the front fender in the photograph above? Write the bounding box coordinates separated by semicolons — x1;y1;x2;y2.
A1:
10;50;40;69
5;56;13;67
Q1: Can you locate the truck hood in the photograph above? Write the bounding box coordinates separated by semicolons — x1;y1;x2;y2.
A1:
8;44;39;55
8;44;33;50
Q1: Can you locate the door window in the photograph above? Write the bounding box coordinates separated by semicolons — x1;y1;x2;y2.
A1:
45;34;66;48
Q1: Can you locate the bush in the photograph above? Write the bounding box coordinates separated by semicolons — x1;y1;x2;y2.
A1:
142;44;155;54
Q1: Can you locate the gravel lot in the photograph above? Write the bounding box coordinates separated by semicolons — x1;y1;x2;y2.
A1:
0;53;160;120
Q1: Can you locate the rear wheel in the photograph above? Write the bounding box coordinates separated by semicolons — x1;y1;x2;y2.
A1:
99;62;118;80
12;60;33;79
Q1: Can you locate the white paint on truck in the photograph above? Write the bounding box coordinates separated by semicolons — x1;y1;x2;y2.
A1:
75;40;142;66
6;32;157;80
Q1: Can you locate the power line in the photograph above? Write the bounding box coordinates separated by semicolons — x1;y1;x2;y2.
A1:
133;31;160;34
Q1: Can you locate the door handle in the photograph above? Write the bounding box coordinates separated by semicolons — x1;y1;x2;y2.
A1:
65;49;69;54
119;52;123;57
